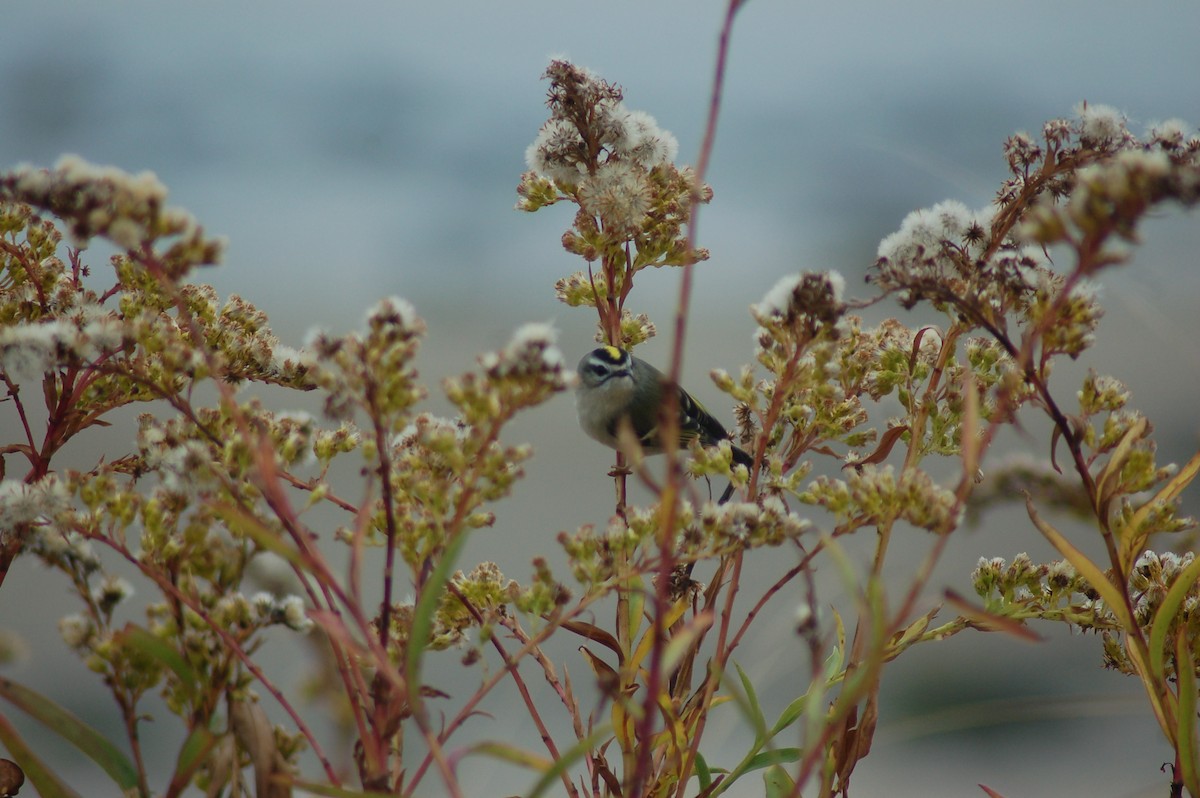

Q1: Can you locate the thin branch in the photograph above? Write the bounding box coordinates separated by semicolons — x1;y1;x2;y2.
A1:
101;535;341;786
451;586;580;798
656;3;745;796
406;591;607;793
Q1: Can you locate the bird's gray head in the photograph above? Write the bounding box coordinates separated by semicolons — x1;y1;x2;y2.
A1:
576;346;633;390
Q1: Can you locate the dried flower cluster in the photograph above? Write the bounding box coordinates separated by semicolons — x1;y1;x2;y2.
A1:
520;59;712;346
2;155;224;275
873;107;1200;341
0;149;579;795
972;549;1200;681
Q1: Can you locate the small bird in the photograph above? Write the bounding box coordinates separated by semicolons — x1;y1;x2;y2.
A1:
575;346;752;502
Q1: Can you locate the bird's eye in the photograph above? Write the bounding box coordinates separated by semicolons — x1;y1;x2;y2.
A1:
588;363;607;376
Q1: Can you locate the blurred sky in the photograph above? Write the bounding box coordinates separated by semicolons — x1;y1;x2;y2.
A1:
1;2;1198;796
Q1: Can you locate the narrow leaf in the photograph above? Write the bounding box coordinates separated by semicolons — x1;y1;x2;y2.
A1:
406;528;471;700
763;763;797;798
579;646;629;751
525;725;613;798
1024;494;1131;629
288;780;398;798
1094;415;1149;512
695;751;713;791
578;646;619;687
885;605;939;654
1175;631;1199;798
1049;424;1064;474
909;326;938;371
732;661;767;743
629;597;689;673
744;748;801;771
0;711;83;798
770;690;810;737
944;590;1042;642
611;697;633;753
1149;553;1200;681
560;620;623;661
625;576;646;644
660;610;712;677
1124;639;1176;741
825;634;844;680
843;425;908;469
1122;449;1200;566
650;694;688;758
801;682;829;749
0;676;138;790
116;624;199;702
166;725;217;797
469;741;553;771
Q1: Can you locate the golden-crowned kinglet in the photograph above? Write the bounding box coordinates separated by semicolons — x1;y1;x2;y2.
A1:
575;346;752;501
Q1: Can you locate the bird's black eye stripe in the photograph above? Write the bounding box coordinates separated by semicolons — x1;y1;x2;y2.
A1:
588;363;608;376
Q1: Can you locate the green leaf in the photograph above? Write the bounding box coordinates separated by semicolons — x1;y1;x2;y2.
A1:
0;711;84;798
732;661;767;744
885;605;947;653
744;748;801;772
525;724;612;798
166;724;217;796
1094;415;1148;513
0;676;138;790
695;751;713;791
1176;632;1199;798
769;631;842;741
763;763;798;798
1122;450;1200;566
801;682;829;749
288;780;397;798
406;527;472;698
829;613;846;675
831;581;887;718
771;690;809;737
115;624;199;703
1149;554;1200;681
470;741;552;771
